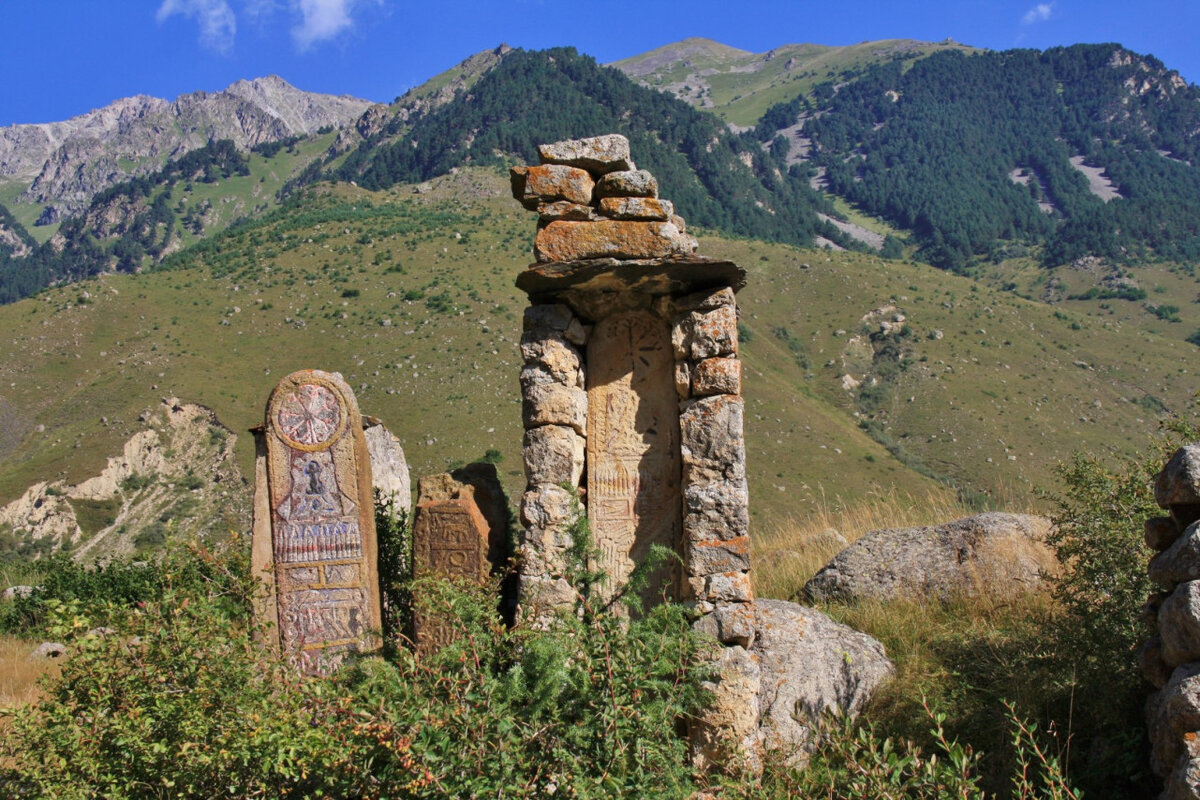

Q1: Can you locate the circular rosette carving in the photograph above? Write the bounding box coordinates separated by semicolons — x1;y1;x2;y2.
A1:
270;378;348;451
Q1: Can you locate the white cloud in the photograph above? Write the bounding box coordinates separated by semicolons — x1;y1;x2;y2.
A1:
1021;3;1053;25
292;0;370;51
156;0;237;53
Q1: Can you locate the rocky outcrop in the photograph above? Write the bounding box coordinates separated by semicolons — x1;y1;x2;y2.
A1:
0;76;370;217
1141;444;1200;797
803;512;1058;603
691;598;894;772
0;397;249;560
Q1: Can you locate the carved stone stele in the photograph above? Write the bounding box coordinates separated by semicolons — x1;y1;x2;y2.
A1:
251;369;381;673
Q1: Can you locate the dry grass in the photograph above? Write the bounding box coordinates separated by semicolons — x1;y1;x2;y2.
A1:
0;635;56;710
753;488;988;600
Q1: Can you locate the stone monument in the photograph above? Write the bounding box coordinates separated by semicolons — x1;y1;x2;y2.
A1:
251;369;382;672
411;495;491;656
512;134;751;622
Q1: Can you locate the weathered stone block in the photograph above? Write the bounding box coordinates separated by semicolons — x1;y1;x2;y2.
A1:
681;395;747;485
598;196;673;220
514;164;594;208
520;484;576;530
714;602;757;648
688;645;762;775
519;334;582;385
1158;445;1200;508
684;481;750;541
595;169;658;198
688;571;754;603
692;357;742;396
521;379;587;434
688;305;739;359
1161;580;1200;667
1148;663;1200;779
1151;522;1200;588
538;134;633;174
538;200;595;221
523;425;584;487
534;220;695;262
686;535;751;577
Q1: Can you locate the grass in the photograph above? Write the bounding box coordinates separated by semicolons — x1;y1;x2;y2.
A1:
0;635;57;709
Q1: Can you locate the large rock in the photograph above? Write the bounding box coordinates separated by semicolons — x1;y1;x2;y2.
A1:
1148;662;1200;779
1161;581;1200;667
692;599;894;770
1152;522;1200;588
804;512;1058;603
1158;446;1200;508
533;220;696;263
537;134;633;174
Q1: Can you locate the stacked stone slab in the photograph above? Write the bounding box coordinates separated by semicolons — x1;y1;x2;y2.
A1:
511;133;750;626
1141;444;1200;798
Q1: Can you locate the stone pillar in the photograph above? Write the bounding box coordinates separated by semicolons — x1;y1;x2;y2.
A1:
1142;444;1200;796
512;134;752;633
250;369;382;673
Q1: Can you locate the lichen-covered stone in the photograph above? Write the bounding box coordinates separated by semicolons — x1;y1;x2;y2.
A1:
1161;581;1200;667
692;357;742;396
1150;516;1185;551
595;169;658;198
521;379;587;434
520;484;576;530
686;535;751;577
538;200;595;221
688;570;754;603
598;196;673;220
538;134;633;174
523;303;575;334
533;220;695;262
522;425;584;487
1158;445;1200;508
680;395;747;485
675;361;692;400
513;164;594;208
684;481;750;541
519;334;582;386
689;645;762;775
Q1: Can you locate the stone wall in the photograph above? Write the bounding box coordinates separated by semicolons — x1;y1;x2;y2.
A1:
512;134;751;631
1141;444;1200;798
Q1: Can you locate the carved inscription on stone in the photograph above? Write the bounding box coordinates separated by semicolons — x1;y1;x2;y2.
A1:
586;311;681;602
257;370;381;672
412;499;490;656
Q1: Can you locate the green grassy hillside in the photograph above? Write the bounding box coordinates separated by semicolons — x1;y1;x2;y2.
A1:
611;37;975;127
1;167;1194;534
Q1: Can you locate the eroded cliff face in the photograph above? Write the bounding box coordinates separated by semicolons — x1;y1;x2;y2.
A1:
0;397;249;562
0;76;371;217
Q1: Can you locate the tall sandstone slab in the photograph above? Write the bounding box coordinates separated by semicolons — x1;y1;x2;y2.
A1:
251;369;382;673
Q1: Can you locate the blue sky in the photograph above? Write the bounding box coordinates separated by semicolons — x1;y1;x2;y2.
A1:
3;1;1197;127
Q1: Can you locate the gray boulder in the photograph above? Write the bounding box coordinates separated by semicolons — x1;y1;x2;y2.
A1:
691;599;893;771
1148;662;1200;780
803;512;1058;603
31;642;67;659
2;585;35;601
1158;445;1200;508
